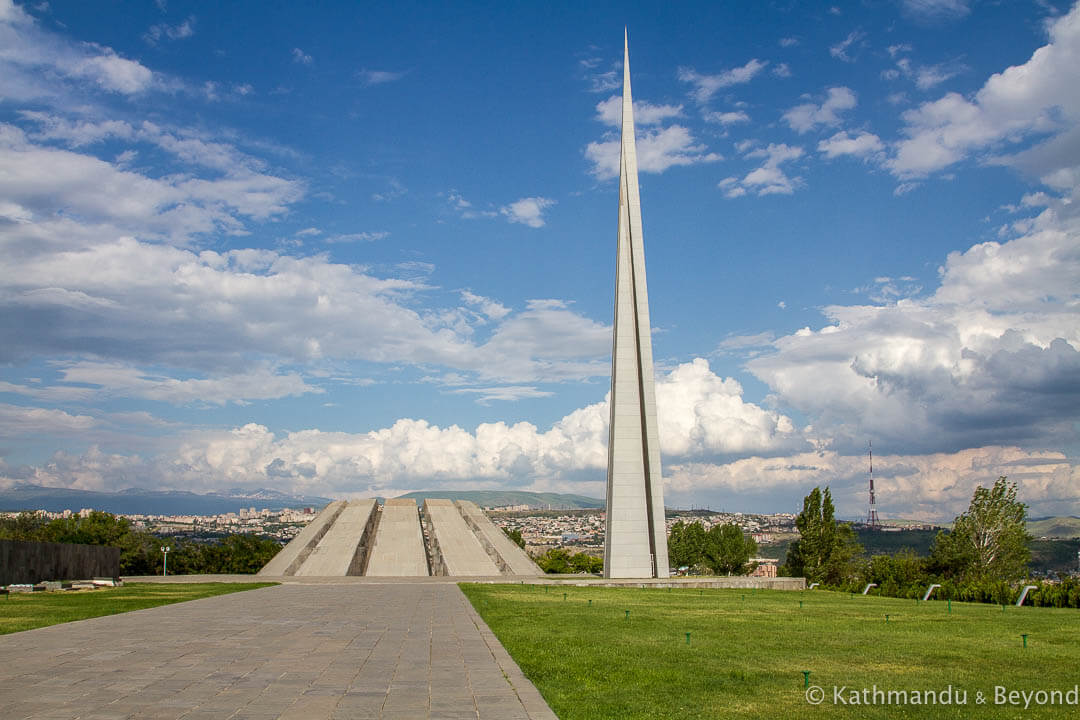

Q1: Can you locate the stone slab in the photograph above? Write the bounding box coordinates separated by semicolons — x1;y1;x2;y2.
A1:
295;499;376;577
456;501;541;576
424;500;500;577
258;501;345;576
365;499;429;577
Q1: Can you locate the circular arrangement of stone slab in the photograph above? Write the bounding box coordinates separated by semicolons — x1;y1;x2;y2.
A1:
258;498;542;578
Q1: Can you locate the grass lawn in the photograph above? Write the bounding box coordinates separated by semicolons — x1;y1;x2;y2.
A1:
0;582;276;635
460;584;1080;719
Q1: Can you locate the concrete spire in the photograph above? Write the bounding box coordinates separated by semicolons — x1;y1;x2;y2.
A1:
603;32;669;579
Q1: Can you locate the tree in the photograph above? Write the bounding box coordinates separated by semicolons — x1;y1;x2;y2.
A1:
863;550;930;598
533;547;573;574
929;476;1030;582
704;523;758;576
569;552;603;574
782;486;862;585
667;521;757;575
0;511;281;575
502;527;525;549
533;547;602;574
0;510;162;575
668;521;709;569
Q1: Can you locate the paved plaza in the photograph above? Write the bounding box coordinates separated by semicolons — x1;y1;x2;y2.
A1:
0;580;557;720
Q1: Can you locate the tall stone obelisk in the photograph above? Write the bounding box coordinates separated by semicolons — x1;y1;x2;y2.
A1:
603;32;669;579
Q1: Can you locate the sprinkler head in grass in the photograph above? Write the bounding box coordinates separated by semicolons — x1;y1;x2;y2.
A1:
625;609;630;620
802;671;811;688
885;614;889;623
685;632;691;646
1022;634;1028;648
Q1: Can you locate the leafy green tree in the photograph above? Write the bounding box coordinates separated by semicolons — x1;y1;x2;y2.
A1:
0;511;50;540
533;547;602;574
782;486;862;585
569;552;603;574
929;476;1031;582
502;527;525;549
0;511;281;575
668;521;757;575
705;523;758;576
0;511;162;574
863;549;931;598
668;521;709;569
534;547;573;573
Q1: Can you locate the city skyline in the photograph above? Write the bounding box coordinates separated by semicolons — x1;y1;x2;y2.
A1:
0;1;1078;521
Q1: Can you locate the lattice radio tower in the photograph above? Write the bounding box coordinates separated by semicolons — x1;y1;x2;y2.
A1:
866;440;879;527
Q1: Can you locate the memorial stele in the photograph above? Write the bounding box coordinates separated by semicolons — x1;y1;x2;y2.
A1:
603;31;670;579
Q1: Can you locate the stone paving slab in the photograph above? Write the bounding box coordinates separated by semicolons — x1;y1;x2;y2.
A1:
0;582;557;720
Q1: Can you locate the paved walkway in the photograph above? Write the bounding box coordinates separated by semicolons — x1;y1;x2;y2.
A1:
0;581;557;720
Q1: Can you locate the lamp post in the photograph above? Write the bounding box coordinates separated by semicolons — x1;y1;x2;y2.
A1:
161;546;171;576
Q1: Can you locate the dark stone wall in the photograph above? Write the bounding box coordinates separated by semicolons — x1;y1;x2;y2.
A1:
0;539;121;585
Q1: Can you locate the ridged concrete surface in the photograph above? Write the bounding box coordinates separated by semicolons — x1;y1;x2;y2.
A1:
365;499;429;577
258;500;345;576
295;499;376;577
424;499;500;577
456;501;541;576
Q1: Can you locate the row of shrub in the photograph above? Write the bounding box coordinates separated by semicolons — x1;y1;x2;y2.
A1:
842;574;1080;608
532;547;603;574
825;550;1080;607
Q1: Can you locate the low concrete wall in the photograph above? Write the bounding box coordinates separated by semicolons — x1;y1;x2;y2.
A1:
0;539;121;586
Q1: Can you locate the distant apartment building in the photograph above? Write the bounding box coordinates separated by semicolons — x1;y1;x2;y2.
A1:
750;558;778;578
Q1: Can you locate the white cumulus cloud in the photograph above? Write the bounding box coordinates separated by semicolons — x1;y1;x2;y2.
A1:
678;60;769;104
499;197;556;228
783;86;857;133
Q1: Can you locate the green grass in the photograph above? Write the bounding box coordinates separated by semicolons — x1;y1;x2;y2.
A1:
460;584;1080;719
0;582;276;635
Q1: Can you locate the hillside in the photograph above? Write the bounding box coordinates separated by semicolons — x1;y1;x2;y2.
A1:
1027;516;1080;538
395;490;603;509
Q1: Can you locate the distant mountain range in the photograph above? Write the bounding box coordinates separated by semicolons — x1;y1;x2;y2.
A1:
0;484;332;516
395;490;604;509
0;485;603;515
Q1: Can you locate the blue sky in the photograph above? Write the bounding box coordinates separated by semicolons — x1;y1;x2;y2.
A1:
1;0;1078;520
